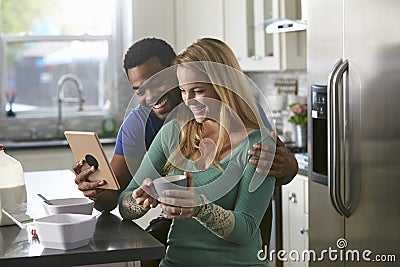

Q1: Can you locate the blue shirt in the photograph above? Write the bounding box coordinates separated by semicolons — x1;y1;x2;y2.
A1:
114;105;164;159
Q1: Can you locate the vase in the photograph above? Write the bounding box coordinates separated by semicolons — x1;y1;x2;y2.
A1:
293;124;307;148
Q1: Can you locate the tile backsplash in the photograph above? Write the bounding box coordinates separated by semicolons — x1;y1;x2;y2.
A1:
246;70;307;143
0;115;110;141
246;70;307;98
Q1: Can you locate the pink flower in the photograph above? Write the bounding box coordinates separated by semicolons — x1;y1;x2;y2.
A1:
293;104;302;115
289;102;308;125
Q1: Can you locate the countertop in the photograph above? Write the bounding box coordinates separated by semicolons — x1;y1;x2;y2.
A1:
294;152;308;177
0;169;164;267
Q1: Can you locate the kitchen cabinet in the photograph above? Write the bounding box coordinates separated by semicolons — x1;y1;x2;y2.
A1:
8;145;115;172
224;0;306;71
131;0;176;45
282;173;308;267
175;0;225;52
131;0;224;52
131;0;306;71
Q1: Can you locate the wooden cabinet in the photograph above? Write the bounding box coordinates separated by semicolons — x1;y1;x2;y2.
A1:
282;173;308;267
131;0;306;71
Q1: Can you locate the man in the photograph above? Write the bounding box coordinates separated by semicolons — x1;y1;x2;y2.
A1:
73;37;298;265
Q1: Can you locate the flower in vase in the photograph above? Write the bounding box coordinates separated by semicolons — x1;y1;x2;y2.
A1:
288;102;307;125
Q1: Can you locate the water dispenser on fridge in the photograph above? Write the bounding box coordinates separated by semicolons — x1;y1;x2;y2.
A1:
310;84;328;185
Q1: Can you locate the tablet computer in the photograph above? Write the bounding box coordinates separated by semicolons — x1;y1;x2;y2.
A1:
64;131;120;190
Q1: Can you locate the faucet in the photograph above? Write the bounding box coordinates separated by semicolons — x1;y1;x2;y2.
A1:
56;74;84;137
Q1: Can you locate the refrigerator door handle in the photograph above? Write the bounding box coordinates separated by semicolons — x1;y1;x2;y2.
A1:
327;59;343;215
330;59;351;218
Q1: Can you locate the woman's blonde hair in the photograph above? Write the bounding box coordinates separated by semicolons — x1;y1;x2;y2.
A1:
164;38;263;173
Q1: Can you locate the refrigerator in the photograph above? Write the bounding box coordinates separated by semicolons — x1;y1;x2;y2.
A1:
307;0;400;266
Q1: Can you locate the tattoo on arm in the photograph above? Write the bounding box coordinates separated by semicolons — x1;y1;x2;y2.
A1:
194;195;235;238
121;193;149;220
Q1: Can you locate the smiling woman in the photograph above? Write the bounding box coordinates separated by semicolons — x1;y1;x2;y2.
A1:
0;0;118;115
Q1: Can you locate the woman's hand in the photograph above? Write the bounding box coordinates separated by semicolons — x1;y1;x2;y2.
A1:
132;178;159;208
158;171;198;219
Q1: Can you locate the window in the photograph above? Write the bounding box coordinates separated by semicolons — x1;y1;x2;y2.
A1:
1;0;116;115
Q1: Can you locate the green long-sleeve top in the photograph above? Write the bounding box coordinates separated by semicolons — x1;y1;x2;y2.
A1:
118;120;275;266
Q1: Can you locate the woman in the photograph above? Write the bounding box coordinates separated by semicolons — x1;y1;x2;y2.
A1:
118;38;275;266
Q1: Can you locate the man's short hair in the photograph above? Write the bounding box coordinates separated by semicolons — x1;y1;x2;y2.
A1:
123;38;176;76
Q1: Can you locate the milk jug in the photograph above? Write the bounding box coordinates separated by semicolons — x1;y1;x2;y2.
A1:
0;144;27;226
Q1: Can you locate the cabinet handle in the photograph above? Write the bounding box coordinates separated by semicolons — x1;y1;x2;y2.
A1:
251;55;262;61
288;193;297;203
300;228;308;234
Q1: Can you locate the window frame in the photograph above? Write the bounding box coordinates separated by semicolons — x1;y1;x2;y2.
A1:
0;5;118;118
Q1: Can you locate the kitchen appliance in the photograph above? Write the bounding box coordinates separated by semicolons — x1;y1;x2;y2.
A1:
310;84;327;185
267;94;286;139
263;0;308;33
0;144;26;226
308;0;400;266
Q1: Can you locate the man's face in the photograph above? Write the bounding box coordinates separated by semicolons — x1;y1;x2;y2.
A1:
127;57;181;120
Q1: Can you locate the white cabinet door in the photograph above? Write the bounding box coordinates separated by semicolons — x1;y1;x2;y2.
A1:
132;0;176;45
131;0;305;71
224;0;306;71
224;0;281;71
282;174;309;267
8;145;115;172
9;147;75;172
132;0;224;52
175;0;225;52
278;0;307;70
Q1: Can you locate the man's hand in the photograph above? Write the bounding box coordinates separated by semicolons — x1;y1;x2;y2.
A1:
133;178;159;208
73;159;106;200
248;131;298;186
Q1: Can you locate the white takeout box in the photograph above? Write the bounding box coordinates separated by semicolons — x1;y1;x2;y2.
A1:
34;213;96;250
43;198;94;215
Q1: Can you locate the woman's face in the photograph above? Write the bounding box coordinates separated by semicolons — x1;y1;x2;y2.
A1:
176;66;221;123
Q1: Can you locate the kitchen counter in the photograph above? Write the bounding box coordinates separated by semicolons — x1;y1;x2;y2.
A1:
294;152;308;176
0;170;165;267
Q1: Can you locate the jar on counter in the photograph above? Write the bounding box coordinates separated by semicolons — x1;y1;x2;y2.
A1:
0;144;27;226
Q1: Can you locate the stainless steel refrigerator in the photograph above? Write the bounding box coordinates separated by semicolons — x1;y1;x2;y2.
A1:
307;0;400;266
